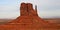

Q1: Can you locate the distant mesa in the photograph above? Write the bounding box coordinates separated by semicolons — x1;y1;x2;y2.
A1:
0;3;59;30
9;2;48;25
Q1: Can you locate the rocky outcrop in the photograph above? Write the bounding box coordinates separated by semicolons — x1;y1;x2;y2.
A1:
9;3;48;25
0;3;59;30
20;3;38;16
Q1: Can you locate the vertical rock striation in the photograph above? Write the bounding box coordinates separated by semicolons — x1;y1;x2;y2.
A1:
0;3;50;30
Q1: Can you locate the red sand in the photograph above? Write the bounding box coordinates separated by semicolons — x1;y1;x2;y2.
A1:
0;3;60;30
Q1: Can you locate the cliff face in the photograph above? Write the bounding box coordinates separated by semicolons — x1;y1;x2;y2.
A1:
0;3;49;30
20;3;38;16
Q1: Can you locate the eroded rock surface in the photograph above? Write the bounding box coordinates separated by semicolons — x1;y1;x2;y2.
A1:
0;3;60;30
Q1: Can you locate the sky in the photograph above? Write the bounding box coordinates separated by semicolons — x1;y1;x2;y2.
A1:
0;0;60;19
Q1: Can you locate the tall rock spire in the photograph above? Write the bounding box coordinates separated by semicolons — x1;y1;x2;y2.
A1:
35;5;38;16
35;5;37;13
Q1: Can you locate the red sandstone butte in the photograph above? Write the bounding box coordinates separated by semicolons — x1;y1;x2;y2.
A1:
0;3;59;30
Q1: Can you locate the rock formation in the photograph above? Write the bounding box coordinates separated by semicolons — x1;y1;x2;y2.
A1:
0;3;59;30
8;3;48;25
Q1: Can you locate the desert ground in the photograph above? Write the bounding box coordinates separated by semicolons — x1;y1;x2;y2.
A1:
0;18;60;25
0;18;60;24
0;18;60;30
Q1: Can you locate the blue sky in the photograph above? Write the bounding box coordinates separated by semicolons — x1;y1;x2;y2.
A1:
0;0;60;19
